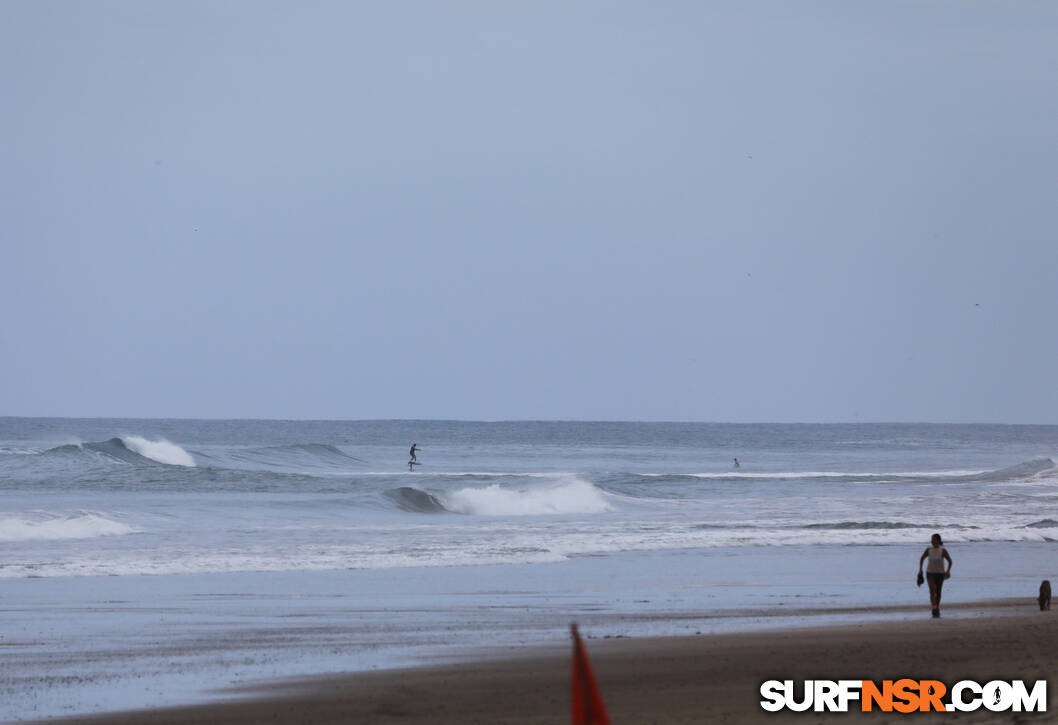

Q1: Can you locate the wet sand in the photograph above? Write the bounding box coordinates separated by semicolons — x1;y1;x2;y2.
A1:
46;602;1056;724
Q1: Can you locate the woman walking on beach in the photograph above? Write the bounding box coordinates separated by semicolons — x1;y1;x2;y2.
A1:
918;533;952;618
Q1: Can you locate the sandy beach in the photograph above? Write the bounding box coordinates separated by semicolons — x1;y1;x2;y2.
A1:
44;602;1055;725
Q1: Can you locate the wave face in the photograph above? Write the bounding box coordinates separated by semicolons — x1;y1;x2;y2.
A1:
385;486;448;513
1;419;1056;578
38;437;197;467
1025;519;1058;529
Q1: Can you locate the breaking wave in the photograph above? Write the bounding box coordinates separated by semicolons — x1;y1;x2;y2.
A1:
0;512;139;542
41;437;195;467
120;436;195;467
383;478;612;516
442;477;611;516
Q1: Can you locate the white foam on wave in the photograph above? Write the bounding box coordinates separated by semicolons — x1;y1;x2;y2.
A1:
122;436;195;467
442;477;612;516
0;512;139;542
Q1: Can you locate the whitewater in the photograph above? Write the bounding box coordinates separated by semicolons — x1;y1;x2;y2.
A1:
1;419;1056;719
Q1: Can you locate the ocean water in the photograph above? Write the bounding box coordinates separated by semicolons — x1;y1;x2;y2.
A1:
2;419;1057;719
3;419;1057;578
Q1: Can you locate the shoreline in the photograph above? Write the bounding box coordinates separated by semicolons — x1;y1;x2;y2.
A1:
5;543;1053;722
38;601;1055;724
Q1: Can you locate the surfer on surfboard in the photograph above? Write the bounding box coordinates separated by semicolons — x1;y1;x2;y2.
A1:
408;443;421;471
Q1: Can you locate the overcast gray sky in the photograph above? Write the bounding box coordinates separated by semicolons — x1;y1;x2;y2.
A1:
3;1;1056;422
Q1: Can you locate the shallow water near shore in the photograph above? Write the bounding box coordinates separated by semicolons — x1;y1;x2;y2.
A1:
2;419;1056;720
2;542;1052;721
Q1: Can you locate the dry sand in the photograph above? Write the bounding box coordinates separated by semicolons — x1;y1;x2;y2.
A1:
45;603;1057;724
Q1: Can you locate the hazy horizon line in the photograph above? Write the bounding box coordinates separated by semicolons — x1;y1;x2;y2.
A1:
2;415;1055;427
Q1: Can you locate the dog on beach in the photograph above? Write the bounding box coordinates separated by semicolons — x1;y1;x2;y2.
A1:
1040;580;1051;611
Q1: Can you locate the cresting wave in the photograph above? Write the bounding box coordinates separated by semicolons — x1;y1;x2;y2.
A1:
445;477;612;515
385;487;448;512
1025;519;1058;529
35;438;372;473
41;437;196;467
0;512;139;542
385;477;612;515
121;436;195;466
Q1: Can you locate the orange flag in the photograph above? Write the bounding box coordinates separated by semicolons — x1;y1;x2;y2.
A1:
571;624;611;725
